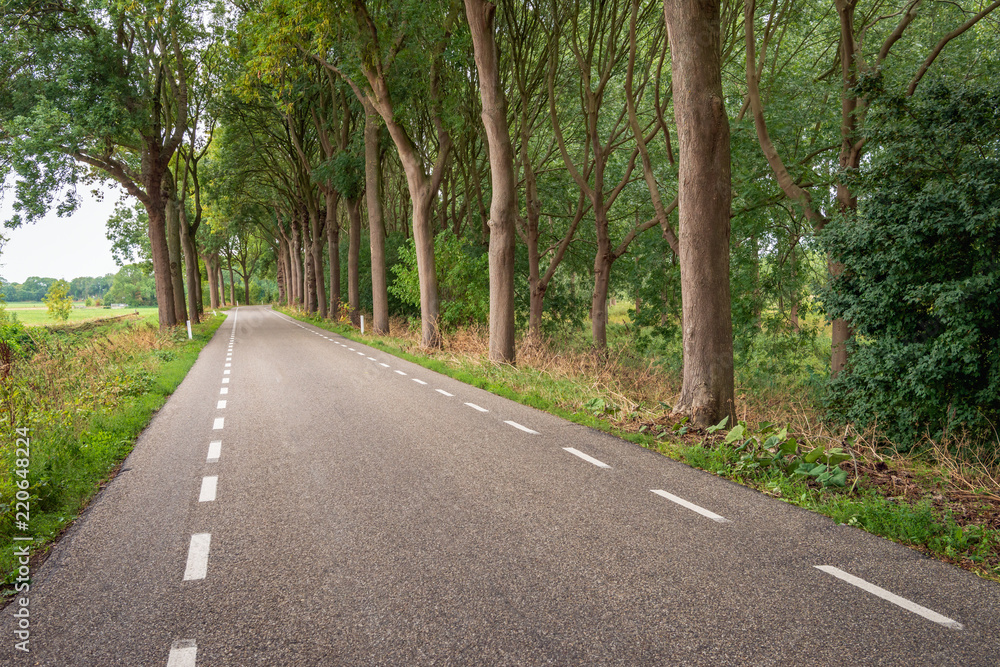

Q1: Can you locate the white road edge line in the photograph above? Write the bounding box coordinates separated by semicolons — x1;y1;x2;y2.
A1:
213;418;224;430
436;389;454;397
651;489;730;524
563;447;611;468
465;402;488;412
167;639;197;667
504;420;539;434
183;533;211;581
207;440;221;463
814;566;963;630
199;476;218;502
412;379;428;385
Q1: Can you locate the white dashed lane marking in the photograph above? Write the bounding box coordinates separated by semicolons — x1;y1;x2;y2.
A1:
199;476;218;502
651;489;730;524
217;400;227;409
563;447;611;468
505;420;539;435
395;370;407;376
436;389;454;397
183;533;211;581
412;379;428;385
222;378;229;384
465;402;488;413
815;566;963;630
379;363;390;368
166;639;197;667
220;388;228;395
207;440;221;463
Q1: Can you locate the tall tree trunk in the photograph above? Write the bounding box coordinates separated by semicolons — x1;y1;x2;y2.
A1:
147;197;177;327
309;208;327;318
328;197;342;317
164;176;188;323
832;0;860;377
179;205;200;324
227;255;236;306
365;101;389;334
347;197;362;324
664;0;736;428
466;0;516;363
218;262;226;306
300;212;316;313
289;216;303;307
591;207;612;349
204;253;220;309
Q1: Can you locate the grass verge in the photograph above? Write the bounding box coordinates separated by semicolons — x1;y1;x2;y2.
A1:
281;307;1000;582
0;312;224;597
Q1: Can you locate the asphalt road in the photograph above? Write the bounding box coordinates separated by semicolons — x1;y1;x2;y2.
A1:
3;305;999;665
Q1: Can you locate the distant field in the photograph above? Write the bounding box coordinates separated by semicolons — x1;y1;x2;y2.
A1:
4;302;159;326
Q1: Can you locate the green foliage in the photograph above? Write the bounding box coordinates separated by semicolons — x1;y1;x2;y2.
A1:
390;231;489;329
42;279;72;321
103;265;157;307
820;81;1000;445
714;421;853;488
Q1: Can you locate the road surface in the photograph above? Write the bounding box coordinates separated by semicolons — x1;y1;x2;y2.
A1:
3;305;998;665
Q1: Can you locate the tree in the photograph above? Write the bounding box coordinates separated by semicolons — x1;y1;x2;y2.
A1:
43;279;72;321
1;0;205;328
663;0;736;427
465;0;516;363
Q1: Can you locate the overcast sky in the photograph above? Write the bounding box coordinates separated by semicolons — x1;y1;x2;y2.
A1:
0;182;124;284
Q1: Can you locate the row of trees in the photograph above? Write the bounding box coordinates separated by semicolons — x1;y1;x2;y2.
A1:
3;0;998;432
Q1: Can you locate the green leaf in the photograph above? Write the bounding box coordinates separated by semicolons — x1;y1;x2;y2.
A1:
803;446;826;464
706;416;729;433
724;424;746;444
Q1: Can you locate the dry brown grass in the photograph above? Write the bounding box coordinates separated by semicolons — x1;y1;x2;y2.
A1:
11;317;171;420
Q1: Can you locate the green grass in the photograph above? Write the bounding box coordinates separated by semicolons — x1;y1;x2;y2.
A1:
282;307;999;581
4;303;159;326
0;313;224;594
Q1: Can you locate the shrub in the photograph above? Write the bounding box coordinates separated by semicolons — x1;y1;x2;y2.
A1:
820;80;1000;445
390;231;490;329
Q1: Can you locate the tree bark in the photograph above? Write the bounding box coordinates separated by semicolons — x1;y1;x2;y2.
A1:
326;191;342;317
347;197;362;324
163;171;188;323
309;207;327;318
203;253;220;309
466;0;516;363
365;100;389;334
147;196;176;327
664;0;736;428
179;204;200;324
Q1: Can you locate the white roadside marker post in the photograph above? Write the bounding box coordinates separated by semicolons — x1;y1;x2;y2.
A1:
186;320;192;339
361;315;365;334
